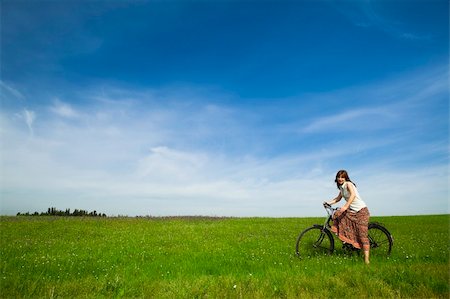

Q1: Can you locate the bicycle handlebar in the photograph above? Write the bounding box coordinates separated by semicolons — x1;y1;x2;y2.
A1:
323;202;337;209
323;202;339;216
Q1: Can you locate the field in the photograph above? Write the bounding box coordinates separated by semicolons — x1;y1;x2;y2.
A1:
1;215;448;298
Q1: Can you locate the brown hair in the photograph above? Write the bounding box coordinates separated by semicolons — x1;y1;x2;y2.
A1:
335;170;356;189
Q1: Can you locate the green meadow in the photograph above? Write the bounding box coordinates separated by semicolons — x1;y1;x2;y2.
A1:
1;215;448;298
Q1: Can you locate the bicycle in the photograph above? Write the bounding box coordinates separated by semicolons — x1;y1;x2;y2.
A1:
295;203;393;258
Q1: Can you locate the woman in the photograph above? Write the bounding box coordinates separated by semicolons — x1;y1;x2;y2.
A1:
324;170;370;264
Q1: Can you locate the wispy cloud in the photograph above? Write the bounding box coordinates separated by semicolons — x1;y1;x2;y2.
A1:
300;63;447;136
301;107;393;134
50;99;81;119
0;81;25;100
23;110;36;135
0;64;447;216
14;109;37;136
331;0;433;41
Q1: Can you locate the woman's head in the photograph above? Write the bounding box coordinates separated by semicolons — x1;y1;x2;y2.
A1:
335;170;355;188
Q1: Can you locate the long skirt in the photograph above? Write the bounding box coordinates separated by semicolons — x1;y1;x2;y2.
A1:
331;207;370;251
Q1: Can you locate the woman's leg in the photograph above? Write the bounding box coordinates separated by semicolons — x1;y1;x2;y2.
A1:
359;208;371;264
361;235;370;264
363;248;370;264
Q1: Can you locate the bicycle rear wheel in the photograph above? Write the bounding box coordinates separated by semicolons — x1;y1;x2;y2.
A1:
296;225;334;258
368;222;393;256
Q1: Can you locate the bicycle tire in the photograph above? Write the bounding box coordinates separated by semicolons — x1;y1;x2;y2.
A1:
368;222;393;256
296;225;334;258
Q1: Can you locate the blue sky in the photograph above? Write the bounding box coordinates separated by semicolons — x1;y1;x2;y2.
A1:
1;0;448;217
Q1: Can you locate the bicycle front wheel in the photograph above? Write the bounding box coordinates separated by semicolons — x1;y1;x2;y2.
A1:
296;225;334;258
368;222;393;256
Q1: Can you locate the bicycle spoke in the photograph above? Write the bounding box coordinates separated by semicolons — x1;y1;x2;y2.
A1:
296;226;334;257
368;224;393;256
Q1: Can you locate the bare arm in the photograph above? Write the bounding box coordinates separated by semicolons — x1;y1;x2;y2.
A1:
325;193;342;206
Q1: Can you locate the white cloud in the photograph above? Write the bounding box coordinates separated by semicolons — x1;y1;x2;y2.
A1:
0;65;447;216
357;165;449;216
0;101;341;216
136;146;209;182
50;99;80;118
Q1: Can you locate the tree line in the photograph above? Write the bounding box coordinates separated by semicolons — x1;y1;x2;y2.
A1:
17;207;107;217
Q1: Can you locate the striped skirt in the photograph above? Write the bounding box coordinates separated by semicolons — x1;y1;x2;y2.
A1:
331;207;370;251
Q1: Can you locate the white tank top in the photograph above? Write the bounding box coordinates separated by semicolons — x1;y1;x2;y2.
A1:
340;181;367;212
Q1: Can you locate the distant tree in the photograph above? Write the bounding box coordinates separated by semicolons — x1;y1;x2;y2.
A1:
16;207;107;217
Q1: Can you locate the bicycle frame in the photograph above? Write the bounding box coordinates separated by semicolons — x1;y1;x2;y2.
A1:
322;203;337;230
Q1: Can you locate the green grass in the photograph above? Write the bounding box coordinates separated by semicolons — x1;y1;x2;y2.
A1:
1;215;448;298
